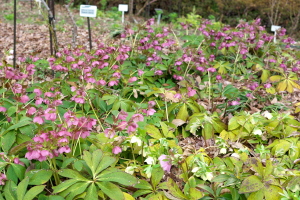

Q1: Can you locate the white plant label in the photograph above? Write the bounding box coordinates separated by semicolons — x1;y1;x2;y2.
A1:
271;25;281;32
118;4;128;12
80;5;97;18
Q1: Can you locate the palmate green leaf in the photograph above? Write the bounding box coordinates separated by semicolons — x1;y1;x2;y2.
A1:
65;182;89;200
85;183;98;200
134;179;152;190
11;163;25;181
94;155;116;176
52;179;79;193
83;150;102;175
27;169;53;185
58;169;89;181
2;130;16;153
97;171;137;186
247;189;264;200
176;103;189;122
202;123;214;139
133;189;153;198
167;178;187;199
1;118;32;136
96;182;124;200
4;181;17;200
151;167;164;188
59;182;89;199
239;175;264;193
145;124;163;139
17;177;28;200
211;117;226;133
263;185;282;200
23;185;45;200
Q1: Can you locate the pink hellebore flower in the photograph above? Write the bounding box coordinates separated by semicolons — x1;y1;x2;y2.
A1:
58;146;71;154
128;77;138;83
230;101;240;106
216;75;222;80
0;107;7;112
118;110;128;121
187;88;197;97
44;108;57;121
207;67;216;73
131;114;144;123
146;108;156;116
13;158;24;166
108;80;118;87
20;95;30;103
104;128;115;139
127;122;138;133
116;121;128;131
264;83;272;89
112;146;122;154
33;116;44;124
158;155;172;172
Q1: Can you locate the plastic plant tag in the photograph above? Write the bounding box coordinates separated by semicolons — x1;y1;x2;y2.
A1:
80;5;97;18
271;25;281;32
118;4;128;12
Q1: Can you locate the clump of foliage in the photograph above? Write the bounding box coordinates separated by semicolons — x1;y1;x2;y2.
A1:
0;14;299;200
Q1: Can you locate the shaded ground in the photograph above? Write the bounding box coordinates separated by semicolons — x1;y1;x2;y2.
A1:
0;0;124;60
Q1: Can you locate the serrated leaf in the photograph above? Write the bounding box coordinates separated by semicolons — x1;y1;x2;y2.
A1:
11;163;25;181
65;182;89;200
52;179;79;193
2;131;16;153
269;75;282;82
151;167;164;188
176;104;189;121
94;155;116;176
239;175;264;193
123;192;135;200
263;185;282;200
211;174;231;182
134;179;152;190
2;119;32;136
97;171;137;186
4;181;17;200
91;149;104;175
58;169;89;181
133;189;153;198
167;178;187;199
23;185;45;200
59;182;88;198
145;124;163;139
96;182;124;200
27;169;53;185
17;177;29;200
85;183;98;200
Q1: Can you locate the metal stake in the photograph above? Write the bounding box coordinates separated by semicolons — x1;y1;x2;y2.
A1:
13;0;17;68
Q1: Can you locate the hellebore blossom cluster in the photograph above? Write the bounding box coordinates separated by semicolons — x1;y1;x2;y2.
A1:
26;111;96;161
0;174;7;186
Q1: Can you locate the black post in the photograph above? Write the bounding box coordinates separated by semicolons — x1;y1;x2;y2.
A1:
48;0;53;55
87;17;92;50
13;0;17;68
86;0;92;51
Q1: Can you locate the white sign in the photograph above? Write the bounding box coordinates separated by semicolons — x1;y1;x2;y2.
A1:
271;25;281;32
80;5;97;18
155;8;163;25
118;4;128;12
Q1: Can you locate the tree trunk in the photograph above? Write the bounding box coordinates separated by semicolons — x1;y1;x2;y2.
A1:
129;0;134;22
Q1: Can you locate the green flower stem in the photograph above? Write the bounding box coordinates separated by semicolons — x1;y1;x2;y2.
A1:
50;158;61;186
